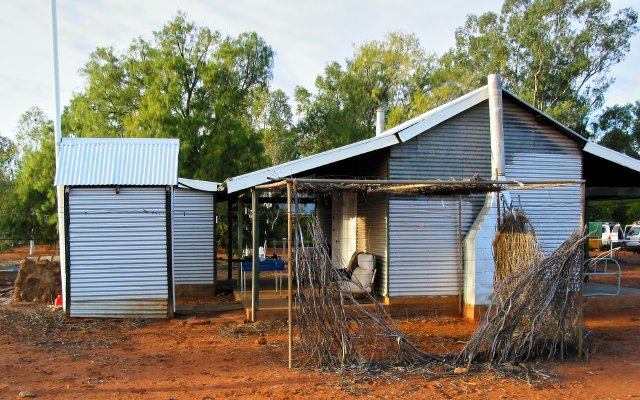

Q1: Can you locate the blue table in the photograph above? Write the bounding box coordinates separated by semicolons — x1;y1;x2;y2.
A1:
240;259;287;295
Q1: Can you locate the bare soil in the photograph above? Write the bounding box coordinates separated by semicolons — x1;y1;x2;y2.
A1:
0;245;58;268
0;306;638;399
0;248;638;399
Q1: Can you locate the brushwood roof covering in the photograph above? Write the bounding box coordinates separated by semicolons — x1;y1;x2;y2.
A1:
55;138;179;186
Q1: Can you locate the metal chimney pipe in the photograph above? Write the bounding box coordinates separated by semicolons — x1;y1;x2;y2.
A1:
375;106;386;136
488;74;505;180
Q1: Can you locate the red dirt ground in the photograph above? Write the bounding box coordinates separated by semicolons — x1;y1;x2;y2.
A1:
0;248;638;399
0;245;58;267
0;307;638;399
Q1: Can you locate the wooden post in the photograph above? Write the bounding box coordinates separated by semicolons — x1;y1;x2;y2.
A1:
236;197;244;288
287;182;293;369
227;200;233;286
578;182;585;358
458;196;463;315
237;197;244;259
251;189;259;321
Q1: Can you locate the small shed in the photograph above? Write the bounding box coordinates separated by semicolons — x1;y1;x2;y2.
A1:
55;138;180;318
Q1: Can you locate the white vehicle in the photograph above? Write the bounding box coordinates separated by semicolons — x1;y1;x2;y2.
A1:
624;222;640;252
589;222;623;250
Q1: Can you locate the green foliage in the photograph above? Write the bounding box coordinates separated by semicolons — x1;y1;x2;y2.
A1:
0;108;57;242
294;32;433;155
254;89;297;165
591;101;640;158
0;135;18;194
64;13;276;181
587;199;640;226
430;0;638;132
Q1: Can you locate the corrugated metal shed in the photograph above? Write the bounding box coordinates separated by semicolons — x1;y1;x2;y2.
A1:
55;138;179;186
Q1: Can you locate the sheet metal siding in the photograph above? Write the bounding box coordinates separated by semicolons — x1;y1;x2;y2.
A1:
56;139;179;186
173;189;215;285
389;101;491;182
68;187;168;318
356;193;388;296
388;197;475;296
503;99;583;254
386;101;490;296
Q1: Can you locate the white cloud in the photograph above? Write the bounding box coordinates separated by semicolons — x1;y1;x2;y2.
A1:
0;0;637;138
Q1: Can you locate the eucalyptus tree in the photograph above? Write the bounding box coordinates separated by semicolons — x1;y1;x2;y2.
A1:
65;13;276;180
428;0;638;132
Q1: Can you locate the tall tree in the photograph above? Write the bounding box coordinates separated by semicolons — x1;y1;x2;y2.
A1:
253;89;297;165
0;109;57;242
64;13;275;180
591;101;640;158
294;32;433;155
430;0;638;132
0;135;18;196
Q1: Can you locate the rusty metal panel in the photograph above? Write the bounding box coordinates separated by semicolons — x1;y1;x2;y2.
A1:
67;186;168;318
173;189;215;285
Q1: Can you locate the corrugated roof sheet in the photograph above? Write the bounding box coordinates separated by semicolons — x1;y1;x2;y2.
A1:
177;178;220;192
55;138;179;186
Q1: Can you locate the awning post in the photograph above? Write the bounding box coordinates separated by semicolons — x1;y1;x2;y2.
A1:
251;189;260;321
287;181;293;369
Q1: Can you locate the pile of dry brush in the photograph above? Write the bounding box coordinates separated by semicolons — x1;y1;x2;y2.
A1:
457;208;585;367
290;195;585;373
293;215;441;370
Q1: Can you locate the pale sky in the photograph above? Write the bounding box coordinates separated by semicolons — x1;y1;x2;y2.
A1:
1;0;638;139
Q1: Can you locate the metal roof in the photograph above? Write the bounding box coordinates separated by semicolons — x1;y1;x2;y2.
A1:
177;178;220;192
223;86;490;193
583;142;640;173
55;138;179;186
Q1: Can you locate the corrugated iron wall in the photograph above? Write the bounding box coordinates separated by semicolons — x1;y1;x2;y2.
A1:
388;197;475;296
503;99;583;254
357;193;389;296
389;102;491;182
387;101;491;297
68;187;168;318
173;189;215;285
